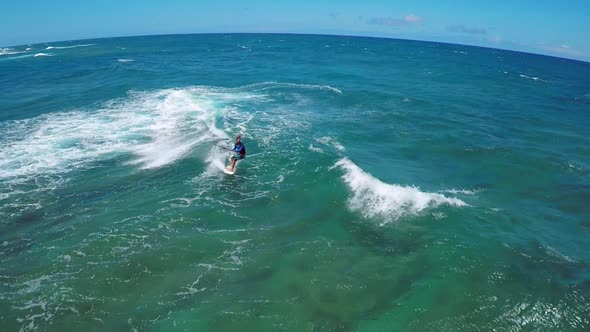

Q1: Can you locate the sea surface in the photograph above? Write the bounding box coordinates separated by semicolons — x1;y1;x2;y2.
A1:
1;34;589;331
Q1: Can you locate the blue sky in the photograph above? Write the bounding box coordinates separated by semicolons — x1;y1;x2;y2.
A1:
2;0;589;61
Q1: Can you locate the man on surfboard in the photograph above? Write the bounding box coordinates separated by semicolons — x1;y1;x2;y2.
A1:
229;135;246;172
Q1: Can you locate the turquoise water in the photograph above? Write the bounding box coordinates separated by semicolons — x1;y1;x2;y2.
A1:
1;34;589;331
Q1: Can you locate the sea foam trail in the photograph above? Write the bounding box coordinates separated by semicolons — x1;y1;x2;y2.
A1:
45;44;94;50
519;74;548;82
334;158;466;223
0;87;258;184
241;81;342;94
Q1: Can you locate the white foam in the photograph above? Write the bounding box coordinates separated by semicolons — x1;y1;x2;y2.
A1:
202;145;230;175
19;275;51;294
117;58;135;63
124;89;227;169
308;144;324;153
441;188;481;195
316;136;345;151
60;254;72;263
242;81;342;94
44;44;94;50
432;212;446;220
519;74;548;82
0;48;27;56
0;87;260;202
334;158;466;223
33;53;52;57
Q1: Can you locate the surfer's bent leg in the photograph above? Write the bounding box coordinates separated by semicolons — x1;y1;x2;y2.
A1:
230;156;236;171
230;154;244;171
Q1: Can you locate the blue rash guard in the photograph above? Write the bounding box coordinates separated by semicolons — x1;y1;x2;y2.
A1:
232;142;246;160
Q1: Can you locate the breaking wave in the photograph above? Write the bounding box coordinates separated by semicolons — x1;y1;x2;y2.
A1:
334;158;467;223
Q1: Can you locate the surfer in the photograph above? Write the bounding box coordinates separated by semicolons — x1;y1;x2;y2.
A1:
229;135;246;172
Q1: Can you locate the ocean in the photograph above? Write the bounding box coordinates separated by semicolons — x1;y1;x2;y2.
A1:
1;33;589;331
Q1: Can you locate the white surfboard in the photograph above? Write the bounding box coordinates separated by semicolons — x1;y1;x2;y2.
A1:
223;152;238;175
223;165;235;175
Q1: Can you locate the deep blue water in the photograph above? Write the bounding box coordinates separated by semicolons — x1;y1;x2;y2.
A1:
1;34;589;331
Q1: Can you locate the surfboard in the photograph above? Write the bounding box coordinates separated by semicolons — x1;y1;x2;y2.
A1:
223;165;235;175
223;152;239;175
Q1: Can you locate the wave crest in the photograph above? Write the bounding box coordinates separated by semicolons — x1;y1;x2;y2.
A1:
0;48;27;56
334;158;466;223
45;44;94;50
241;81;342;94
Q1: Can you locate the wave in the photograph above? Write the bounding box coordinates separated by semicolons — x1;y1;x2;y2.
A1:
441;188;482;195
241;81;342;94
519;74;548;82
34;53;52;57
44;44;94;50
0;48;27;56
117;58;135;63
315;136;345;151
334;158;466;223
0;54;35;61
543;244;578;263
308;144;324;153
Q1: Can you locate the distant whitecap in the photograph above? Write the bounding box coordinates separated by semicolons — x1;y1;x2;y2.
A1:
44;44;94;50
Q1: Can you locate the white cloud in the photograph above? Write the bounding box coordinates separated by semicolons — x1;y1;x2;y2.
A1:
541;44;584;56
447;25;487;35
367;14;422;27
404;14;422;23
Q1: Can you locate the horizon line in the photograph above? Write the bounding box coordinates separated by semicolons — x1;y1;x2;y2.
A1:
2;31;589;64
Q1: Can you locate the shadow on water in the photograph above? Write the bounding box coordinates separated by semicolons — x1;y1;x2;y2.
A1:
0;237;34;262
306;265;429;331
504;239;590;288
345;218;427;257
0;207;46;242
